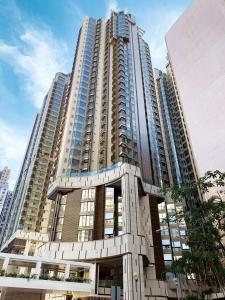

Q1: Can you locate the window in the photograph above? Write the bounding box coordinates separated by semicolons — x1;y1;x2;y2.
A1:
180;230;186;236
167;203;175;212
79;215;93;227
172;241;181;247
106;187;114;198
118;216;123;226
104;227;113;235
164;253;172;261
57;218;64;225
160;226;169;236
105;212;113;220
162;239;170;246
78;229;92;242
60;204;66;212
171;228;179;237
105;199;114;210
87;202;94;212
105;219;114;226
55;232;62;240
118;202;122;213
81;188;95;200
182;243;189;250
159;213;166;221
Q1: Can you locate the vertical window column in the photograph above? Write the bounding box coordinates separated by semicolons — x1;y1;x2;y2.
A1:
78;188;96;242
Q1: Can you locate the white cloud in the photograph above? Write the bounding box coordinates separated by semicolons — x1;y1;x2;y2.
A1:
0;119;28;189
0;26;69;108
105;0;119;19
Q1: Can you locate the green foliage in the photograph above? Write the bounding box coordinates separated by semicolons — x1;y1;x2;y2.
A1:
18;273;30;279
65;276;91;283
162;170;225;295
39;274;62;281
30;273;37;279
5;272;18;277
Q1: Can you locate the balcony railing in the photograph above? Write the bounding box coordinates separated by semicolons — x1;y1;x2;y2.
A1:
70;162;123;177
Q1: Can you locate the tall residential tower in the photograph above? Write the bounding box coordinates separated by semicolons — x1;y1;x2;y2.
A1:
1;10;200;300
0;167;10;215
37;11;197;299
5;73;70;245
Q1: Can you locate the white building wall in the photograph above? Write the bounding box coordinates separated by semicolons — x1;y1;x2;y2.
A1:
166;0;225;175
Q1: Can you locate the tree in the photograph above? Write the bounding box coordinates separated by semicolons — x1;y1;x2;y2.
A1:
162;170;225;297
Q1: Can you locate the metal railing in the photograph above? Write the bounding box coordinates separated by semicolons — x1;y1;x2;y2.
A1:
70;162;123;177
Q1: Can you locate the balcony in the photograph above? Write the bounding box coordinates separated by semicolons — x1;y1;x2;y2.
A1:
0;253;94;298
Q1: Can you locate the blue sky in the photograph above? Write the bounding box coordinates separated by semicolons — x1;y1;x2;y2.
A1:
0;0;191;188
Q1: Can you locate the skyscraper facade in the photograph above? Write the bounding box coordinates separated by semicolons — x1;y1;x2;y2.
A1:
1;10;201;299
165;0;225;176
6;72;70;241
38;11;198;298
0;190;13;246
39;12;175;299
53;13;171;188
154;68;198;269
0;167;10;215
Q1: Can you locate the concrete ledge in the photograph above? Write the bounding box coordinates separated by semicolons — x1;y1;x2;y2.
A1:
0;277;92;292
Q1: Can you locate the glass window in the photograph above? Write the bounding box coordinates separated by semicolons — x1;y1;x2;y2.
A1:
55;232;62;240
172;241;181;247
167;203;175;212
82;189;95;200
57;218;64;225
78;229;92;242
182;243;189;249
180;230;186;236
162;239;170;246
105;198;114;211
80;202;87;212
82;189;88;199
171;228;179;237
105;212;113;220
89;189;95;199
86;215;93;226
79;215;93;227
87;202;94;212
106;187;114;198
105;219;114;226
105;228;113;235
118;202;122;213
60;204;66;212
159;213;167;221
164;253;172;261
160;226;169;235
79;215;86;227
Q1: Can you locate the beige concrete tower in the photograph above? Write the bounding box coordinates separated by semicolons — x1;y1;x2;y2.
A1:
46;11;183;300
53;12;171;187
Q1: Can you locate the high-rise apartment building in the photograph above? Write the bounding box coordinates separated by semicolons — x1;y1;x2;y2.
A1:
0;167;10;185
0;167;12;246
154;68;198;269
165;0;225;176
6;73;70;242
0;190;13;246
0;167;10;215
1;10;201;300
53;13;171;188
35;11;197;298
